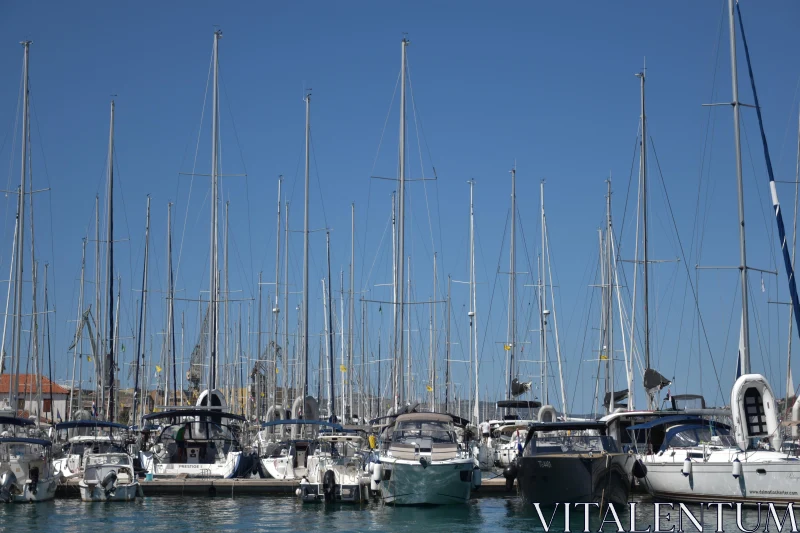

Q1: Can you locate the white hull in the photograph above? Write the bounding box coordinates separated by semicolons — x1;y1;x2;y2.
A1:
643;451;800;504
148;451;242;479
380;458;473;505
79;481;141;502
261;456;302;480
4;478;58;503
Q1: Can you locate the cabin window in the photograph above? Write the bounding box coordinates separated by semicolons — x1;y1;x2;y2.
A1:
744;387;767;437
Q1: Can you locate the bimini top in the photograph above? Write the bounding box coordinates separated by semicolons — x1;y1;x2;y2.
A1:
496;400;542;409
395;413;454;424
528;421;608;434
55;420;128;430
142;409;246;422
260;419;342;430
626;414;729;432
0;437;52;446
0;416;34;427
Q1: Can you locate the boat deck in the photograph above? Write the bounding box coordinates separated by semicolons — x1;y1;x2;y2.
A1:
58;475;515;498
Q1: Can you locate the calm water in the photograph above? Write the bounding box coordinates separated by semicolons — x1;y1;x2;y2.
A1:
0;493;780;532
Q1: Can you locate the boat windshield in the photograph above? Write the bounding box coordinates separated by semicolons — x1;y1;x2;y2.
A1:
392;421;455;447
524;435;619;456
61;440;126;456
85;453;130;467
663;425;731;449
0;442;50;461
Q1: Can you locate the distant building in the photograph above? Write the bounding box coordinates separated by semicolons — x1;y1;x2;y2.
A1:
0;374;69;422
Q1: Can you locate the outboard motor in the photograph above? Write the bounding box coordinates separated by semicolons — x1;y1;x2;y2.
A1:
0;470;17;503
101;470;118;497
322;470;337;503
28;467;39;496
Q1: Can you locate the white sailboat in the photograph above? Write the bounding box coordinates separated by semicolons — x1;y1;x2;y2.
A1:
638;0;800;505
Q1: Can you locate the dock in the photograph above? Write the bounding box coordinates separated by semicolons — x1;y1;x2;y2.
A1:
58;476;516;498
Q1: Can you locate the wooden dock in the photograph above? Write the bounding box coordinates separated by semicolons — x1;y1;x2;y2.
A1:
58;475;516;498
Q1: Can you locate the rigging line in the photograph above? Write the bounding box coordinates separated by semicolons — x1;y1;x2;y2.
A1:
649;134;725;401
2;57;23;246
406;59;437;263
176;41;214;287
109;147;136;304
308;129;329;229
775;74;800;170
616;124;643;246
571;252;600;415
741;123;779;271
361;70;401;294
748;277;773;387
362;203;393;295
219;72;255;297
29;96;58;320
477;207;509;373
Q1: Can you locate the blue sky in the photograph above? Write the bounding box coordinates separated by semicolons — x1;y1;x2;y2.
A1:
2;1;800;416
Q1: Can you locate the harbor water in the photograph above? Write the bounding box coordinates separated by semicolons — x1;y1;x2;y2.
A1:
0;493;776;532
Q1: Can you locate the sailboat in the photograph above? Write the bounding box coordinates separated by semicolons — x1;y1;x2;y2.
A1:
637;0;800;505
374;38;478;506
0;42;59;505
137;30;249;480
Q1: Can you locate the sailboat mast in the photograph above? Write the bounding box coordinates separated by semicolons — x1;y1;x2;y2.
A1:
635;64;655;409
445;275;451;412
283;201;289;422
349;203;355;420
326;232;335;420
606;179;615;413
471;184;479;425
507;168;517;402
132;197;151;425
167;202;177;407
728;0;750;373
302;91;311;399
106;99;116;421
273;177;282;416
11;42;30;412
429;253;436;410
395;38;409;410
540;181;548;405
209;29;222;391
68;239;86;419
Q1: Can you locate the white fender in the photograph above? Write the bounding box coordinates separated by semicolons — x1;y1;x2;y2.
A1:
472;467;482;488
792;397;800;439
538;405;557;423
681;456;692;477
731;374;781;451
370;463;382;492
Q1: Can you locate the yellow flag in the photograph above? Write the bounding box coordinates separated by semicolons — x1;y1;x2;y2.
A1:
87;356;92;362
503;344;511;351
276;367;280;374
426;385;433;392
340;365;347;372
600;354;608;360
156;365;163;373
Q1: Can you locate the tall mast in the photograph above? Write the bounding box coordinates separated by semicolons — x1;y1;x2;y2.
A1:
106;99;116;421
209;29;222;391
132;197;151;425
326;232;335;420
283;201;289;425
429;253;437;410
507;168;517;402
349;203;355;421
395;38;409;410
69;239;87;419
606;179;615;414
167;203;177;407
256;272;262;419
445;275;451;413
94;195;101;402
391;192;397;403
12;42;31;411
302;91;311;399
635;64;654;409
224;201;230;396
540;181;548;405
273;177;282;416
729;0;750;372
469;180;479;425
340;270;346;418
